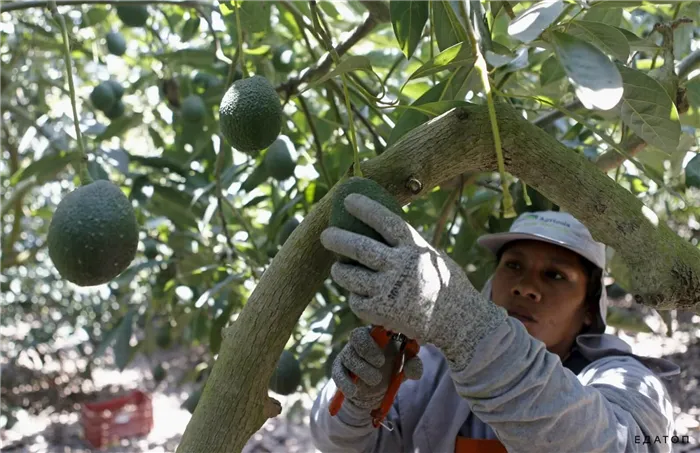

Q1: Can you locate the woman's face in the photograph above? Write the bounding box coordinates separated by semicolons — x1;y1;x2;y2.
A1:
490;240;592;359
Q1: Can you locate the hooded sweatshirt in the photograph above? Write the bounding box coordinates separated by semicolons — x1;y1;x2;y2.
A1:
309;277;680;453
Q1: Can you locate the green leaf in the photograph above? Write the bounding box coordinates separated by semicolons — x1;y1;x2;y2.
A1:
566;20;630;62
582;5;622;27
9;151;83;186
508;0;565;44
87;159;110;181
320;1;341;19
615;28;659;53
390;0;430;59
243;45;271;56
637;134;694;178
180;17;201;42
686;153;700;189
431;0;466;51
240;164;269;192
540;55;566;85
85;7;110;24
307;56;378;88
404;42;474;83
148;126;165;150
238;1;270;33
114;310;135;371
616;64;680;151
149;187;201;230
129;155;188;176
155;48;216;69
551;31;623;110
587;1;642;7
485;47;528;71
95;113;144;141
389;65;474;145
685;78;700;108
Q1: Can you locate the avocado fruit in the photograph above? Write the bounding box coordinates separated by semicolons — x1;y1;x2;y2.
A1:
278;217;300;246
329;177;403;263
268;350;302;395
272;45;295;73
90;82;116;112
105;80;124;100
47;180;139;286
182;95;206;123
106;31;126;56
105;100;125;119
219;75;283;154
263;136;296;181
116;5;149;27
144;240;159;260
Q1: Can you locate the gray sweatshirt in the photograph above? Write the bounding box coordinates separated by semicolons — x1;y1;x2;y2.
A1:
309;315;680;453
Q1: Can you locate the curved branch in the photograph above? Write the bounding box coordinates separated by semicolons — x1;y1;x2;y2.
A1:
678;48;700;80
533;99;583;128
176;103;700;453
595;136;646;172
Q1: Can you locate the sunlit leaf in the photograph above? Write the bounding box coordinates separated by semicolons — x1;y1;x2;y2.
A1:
686;153;700;189
540;55;566;85
431;0;466;51
10;151;83;186
508;0;564;44
551;31;623;110
390;0;430;59
404;42;474;82
617;63;680;151
566;20;630;61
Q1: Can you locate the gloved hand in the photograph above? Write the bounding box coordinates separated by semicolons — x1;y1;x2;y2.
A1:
321;193;508;371
332;326;423;410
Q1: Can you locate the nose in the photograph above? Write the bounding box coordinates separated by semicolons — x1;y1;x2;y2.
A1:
511;277;542;302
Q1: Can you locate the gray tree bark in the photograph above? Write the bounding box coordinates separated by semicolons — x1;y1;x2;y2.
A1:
176;102;700;453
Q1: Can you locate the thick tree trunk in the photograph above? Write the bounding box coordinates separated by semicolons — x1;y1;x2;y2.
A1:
176;102;700;453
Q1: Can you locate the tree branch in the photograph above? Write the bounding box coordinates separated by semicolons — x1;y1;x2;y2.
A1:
0;0;215;13
432;185;463;247
358;0;390;23
276;12;379;98
595;135;646;172
176;103;700;453
678;48;700;80
532;99;583;128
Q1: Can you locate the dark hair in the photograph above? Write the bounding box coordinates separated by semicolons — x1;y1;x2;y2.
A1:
496;241;603;333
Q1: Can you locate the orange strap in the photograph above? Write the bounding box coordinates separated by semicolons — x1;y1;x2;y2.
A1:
455;436;507;453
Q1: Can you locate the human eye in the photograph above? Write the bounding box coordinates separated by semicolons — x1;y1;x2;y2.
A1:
504;260;520;270
546;270;566;280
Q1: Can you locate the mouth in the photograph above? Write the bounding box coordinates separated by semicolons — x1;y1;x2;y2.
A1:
507;310;537;323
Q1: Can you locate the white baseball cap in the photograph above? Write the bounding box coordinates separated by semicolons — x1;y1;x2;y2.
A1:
477;211;608;333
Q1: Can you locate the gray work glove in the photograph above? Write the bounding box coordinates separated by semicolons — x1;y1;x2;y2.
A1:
321;193;508;372
332;326;423;410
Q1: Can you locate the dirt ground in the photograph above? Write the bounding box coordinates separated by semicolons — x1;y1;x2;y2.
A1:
2;308;699;453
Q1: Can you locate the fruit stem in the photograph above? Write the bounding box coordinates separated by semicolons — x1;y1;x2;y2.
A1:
78;156;94;185
48;1;87;161
233;0;248;79
460;1;516;218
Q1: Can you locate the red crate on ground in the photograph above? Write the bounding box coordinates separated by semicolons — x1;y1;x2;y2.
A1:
80;389;154;449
